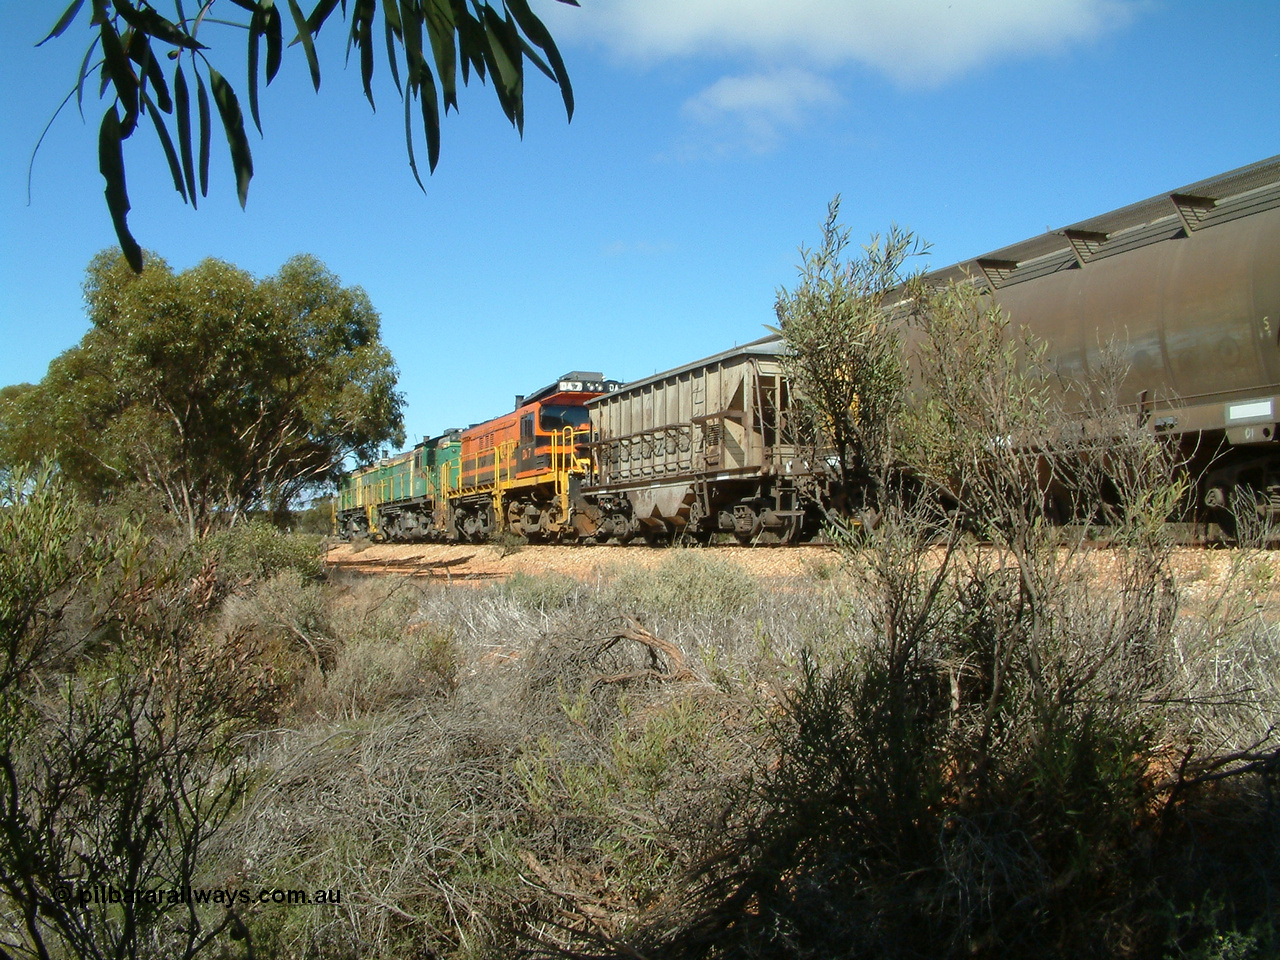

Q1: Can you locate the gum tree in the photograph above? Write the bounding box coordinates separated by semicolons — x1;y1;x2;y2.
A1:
772;197;927;515
1;249;404;537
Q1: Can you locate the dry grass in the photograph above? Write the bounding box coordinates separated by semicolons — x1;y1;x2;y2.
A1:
201;543;1280;960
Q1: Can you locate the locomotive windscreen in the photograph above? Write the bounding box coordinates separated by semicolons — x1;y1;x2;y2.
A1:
540;405;590;432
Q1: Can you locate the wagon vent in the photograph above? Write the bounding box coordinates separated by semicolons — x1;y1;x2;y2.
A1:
976;258;1019;290
1062;229;1109;267
1170;193;1217;235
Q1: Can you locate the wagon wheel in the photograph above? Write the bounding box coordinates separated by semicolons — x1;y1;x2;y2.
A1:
679;501;713;545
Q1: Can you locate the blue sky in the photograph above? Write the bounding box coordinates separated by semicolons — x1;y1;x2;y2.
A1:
1;0;1277;450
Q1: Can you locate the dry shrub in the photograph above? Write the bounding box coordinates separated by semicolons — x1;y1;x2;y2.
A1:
1168;546;1280;755
187;626;305;725
220;568;334;670
600;551;759;625
620;534;1280;960
222;599;767;960
506;619;762;952
308;621;458;717
214;572;458;722
229;704;529;960
207;503;1276;960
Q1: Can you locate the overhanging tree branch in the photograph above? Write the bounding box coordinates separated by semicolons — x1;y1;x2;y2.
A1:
37;0;579;271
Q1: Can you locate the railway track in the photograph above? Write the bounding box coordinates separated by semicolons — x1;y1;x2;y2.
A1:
324;541;1268;601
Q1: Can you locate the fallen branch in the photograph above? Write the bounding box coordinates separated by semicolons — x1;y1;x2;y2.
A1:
591;618;693;686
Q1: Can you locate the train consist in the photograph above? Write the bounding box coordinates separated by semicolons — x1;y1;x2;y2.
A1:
337;155;1280;543
335;348;828;544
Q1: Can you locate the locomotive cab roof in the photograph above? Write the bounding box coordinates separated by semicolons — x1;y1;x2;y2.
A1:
520;372;620;408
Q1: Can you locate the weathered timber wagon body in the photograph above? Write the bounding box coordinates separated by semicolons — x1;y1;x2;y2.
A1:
584;339;829;543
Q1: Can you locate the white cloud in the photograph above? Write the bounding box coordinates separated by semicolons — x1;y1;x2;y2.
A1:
540;0;1136;87
681;69;839;152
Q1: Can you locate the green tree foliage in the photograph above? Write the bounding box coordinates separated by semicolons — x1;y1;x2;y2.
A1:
38;0;578;271
772;197;926;514
0;249;404;538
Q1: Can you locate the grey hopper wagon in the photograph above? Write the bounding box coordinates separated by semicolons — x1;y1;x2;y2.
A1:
583;338;833;543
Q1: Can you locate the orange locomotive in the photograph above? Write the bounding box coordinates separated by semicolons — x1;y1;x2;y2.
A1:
443;372;618;541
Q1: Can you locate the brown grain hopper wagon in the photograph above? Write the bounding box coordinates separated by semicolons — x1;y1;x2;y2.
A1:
927;155;1280;528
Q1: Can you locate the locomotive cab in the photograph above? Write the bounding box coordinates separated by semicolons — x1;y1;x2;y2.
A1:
449;373;618;541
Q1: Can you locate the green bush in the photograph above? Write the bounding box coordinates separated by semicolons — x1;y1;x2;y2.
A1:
317;621;458;715
201;518;325;587
500;570;581;610
0;469;250;960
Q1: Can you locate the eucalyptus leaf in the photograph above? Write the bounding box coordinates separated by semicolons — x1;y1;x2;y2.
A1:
403;82;425;191
353;0;375;109
196;69;211;196
99;17;138;120
174;63;198;207
248;5;264;131
76;37;100;119
286;0;321;90
41;0;577;272
505;0;572;118
208;67;253;208
130;34;172;114
265;5;283;81
383;10;403;95
142;90;187;202
113;3;206;51
38;0;86;46
98;106;142;272
305;0;342;34
422;0;457;111
418;64;440;172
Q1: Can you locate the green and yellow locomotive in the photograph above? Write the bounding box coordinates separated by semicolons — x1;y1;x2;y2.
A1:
335;373;618;542
334;430;461;541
